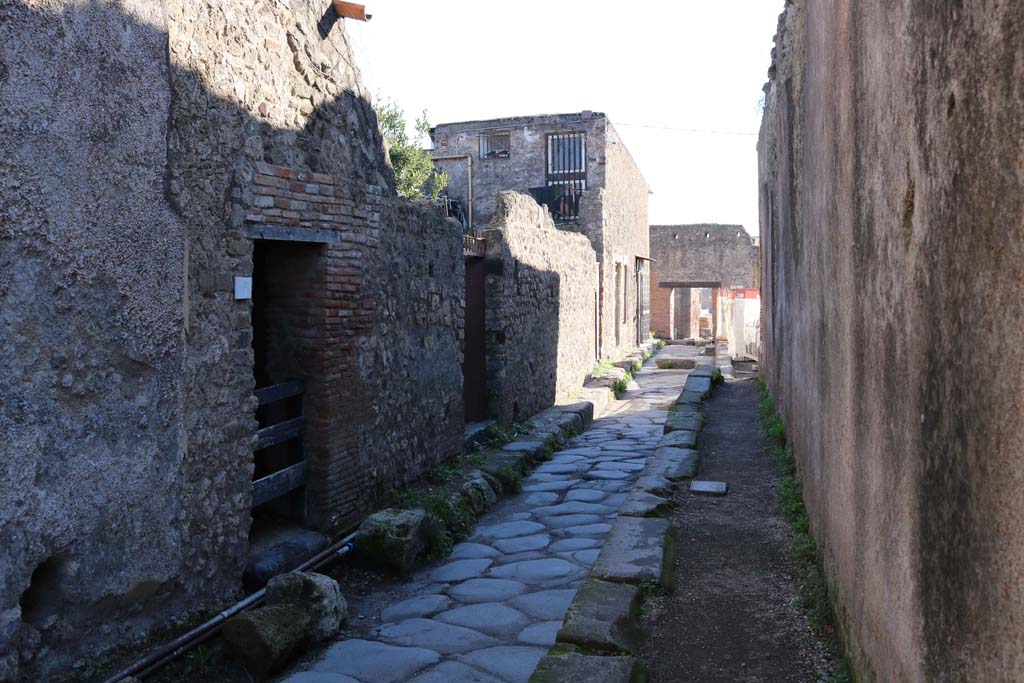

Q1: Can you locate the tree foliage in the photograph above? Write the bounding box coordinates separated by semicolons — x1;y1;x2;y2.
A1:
376;99;449;200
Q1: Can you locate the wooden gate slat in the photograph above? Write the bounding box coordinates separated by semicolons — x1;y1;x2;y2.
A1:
252;462;306;507
255;416;304;450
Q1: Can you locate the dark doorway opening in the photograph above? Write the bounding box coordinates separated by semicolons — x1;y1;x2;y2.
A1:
250;240;322;530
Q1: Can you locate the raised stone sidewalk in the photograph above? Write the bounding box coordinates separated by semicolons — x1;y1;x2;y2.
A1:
277;348;701;683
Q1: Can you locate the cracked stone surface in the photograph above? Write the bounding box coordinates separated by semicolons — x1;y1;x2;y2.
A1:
278;352;694;683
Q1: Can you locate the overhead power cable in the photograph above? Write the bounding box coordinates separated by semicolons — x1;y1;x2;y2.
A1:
614;122;759;137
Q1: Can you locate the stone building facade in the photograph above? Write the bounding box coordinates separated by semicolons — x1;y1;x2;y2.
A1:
648;224;759;340
759;2;1024;680
0;2;463;680
481;193;599;424
432;112;651;362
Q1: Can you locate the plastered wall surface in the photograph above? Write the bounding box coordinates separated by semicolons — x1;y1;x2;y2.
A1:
759;2;1024;680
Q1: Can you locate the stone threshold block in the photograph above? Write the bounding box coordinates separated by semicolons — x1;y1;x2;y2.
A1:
530;650;646;683
591;517;675;589
557;578;641;654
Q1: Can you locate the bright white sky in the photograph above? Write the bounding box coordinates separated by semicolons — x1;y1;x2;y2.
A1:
347;1;784;236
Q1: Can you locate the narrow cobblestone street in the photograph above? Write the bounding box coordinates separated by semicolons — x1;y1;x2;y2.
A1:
277;353;692;683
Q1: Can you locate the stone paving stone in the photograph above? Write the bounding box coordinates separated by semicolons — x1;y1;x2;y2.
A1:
509;589;578;620
548;538;600;553
458;646;548;683
493;533;551;555
521;480;575;493
381;595;452;624
584;469;631;481
448;578;529;603
280;673;360;683
533;501;614;516
540;513;605;529
572;548;601;564
378;618;499;654
491;550;549;566
561;522;612;535
450;543;501;560
593;461;645;472
489;558;585;584
521;492;560;507
434;602;529;636
690;480;728;495
564;489;608;503
591;517;672;586
408;661;503;683
429;559;493;582
472;521;546;540
534;463;585;475
529;652;642;683
311;640;441;683
517;620;562;646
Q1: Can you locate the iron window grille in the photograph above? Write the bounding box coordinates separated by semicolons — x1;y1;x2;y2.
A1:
479;131;511;159
545;132;587;222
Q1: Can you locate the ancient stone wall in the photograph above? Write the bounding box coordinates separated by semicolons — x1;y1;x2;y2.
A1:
432;113;606;230
759;2;1024;680
482;193;599;424
596;122;651;359
0;2;463;679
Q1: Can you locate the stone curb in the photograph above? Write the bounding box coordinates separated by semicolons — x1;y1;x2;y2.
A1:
530;649;647;683
532;360;720;680
556;578;641;654
354;383;616;574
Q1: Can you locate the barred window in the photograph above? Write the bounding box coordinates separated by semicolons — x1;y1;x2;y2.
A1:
479;131;510;159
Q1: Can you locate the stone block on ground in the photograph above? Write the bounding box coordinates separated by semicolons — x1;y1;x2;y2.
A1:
221;605;310;678
353;508;430;573
461;470;499;514
266;571;346;641
529;651;645;683
280;673;359;683
619;490;673;517
244;527;328;591
585;366;627;389
646;447;700;481
690;480;728;496
655;357;696;370
555;400;595;430
660;422;698;443
690;364;714;377
591;516;674;588
557;578;640;653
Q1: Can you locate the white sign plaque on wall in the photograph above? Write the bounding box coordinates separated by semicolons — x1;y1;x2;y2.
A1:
234;276;253;300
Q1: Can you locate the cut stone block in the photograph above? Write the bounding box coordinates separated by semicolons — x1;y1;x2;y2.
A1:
660;422;698;443
591;517;674;588
619;490;672;518
690;480;728;496
646;447;700;481
221;605;310;678
353;508;430;573
674;390;705;407
529;652;645;683
632;473;674;497
557;578;640;654
265;571;346;642
663;407;703;433
683;375;712;397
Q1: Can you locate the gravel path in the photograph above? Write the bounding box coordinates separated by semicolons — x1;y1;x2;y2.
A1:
638;378;837;682
278;358;688;683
